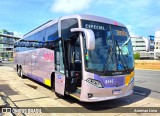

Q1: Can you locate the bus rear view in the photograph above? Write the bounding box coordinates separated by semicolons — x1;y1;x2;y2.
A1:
14;14;134;102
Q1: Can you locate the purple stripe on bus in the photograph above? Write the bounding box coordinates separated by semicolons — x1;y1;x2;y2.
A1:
27;73;44;83
94;74;124;88
94;74;105;87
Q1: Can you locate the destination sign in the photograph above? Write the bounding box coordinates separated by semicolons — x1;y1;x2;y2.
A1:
82;20;107;30
84;24;106;30
115;30;127;36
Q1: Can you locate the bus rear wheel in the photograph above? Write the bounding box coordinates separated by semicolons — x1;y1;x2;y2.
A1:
17;66;25;78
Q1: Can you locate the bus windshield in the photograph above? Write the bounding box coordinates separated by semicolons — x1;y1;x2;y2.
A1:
82;20;134;75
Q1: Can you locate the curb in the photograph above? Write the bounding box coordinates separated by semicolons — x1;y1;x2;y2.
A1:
0;92;7;107
0;92;21;115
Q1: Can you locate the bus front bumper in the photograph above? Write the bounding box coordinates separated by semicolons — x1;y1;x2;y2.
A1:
80;80;134;102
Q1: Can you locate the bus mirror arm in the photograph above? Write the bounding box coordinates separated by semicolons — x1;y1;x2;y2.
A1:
70;28;95;50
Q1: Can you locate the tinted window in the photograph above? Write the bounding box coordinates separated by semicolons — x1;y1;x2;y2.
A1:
82;20;134;73
15;23;58;51
46;23;58;41
36;31;43;41
34;42;43;48
61;18;78;39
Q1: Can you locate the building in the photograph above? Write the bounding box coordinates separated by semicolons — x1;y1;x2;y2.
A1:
131;36;154;59
0;29;19;60
154;31;160;59
131;36;147;53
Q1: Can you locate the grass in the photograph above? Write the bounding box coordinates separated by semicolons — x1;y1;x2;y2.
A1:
135;60;160;70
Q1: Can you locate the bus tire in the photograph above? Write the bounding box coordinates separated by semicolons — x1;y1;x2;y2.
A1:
18;66;25;79
51;73;64;98
17;66;21;77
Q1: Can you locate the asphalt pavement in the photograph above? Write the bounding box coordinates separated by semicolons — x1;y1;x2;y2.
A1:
1;61;160;101
134;69;160;99
0;61;160;115
1;61;159;99
0;61;13;67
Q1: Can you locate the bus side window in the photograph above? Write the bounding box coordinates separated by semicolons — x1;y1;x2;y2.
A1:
55;40;64;74
45;23;58;41
61;18;78;40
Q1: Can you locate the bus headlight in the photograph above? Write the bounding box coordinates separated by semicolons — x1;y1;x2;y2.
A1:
86;78;103;88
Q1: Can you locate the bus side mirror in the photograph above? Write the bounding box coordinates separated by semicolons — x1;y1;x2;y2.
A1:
71;28;95;50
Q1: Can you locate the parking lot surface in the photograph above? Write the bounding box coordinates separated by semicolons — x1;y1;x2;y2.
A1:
0;62;160;115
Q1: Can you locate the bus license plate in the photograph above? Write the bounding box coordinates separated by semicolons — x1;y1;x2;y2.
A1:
112;90;121;95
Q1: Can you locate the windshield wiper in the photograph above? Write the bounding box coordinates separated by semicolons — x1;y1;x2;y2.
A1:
115;40;129;72
103;47;113;75
122;37;130;46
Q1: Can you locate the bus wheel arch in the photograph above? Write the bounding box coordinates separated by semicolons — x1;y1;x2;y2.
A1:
51;72;55;91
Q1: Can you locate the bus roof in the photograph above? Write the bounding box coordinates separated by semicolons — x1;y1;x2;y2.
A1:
21;14;126;41
61;14;126;27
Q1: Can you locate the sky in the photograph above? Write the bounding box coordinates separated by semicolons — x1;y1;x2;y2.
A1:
0;0;160;38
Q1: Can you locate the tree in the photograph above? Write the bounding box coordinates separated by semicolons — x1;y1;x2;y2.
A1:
134;52;140;60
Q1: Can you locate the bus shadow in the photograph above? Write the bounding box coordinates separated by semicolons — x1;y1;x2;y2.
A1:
64;86;151;112
22;76;151;112
23;76;51;90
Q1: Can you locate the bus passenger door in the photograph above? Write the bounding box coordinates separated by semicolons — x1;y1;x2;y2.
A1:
54;39;66;96
65;35;82;93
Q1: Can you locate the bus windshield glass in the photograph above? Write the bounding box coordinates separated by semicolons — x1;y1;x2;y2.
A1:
82;20;134;75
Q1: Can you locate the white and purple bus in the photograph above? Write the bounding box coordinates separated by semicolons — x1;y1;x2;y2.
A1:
14;14;134;102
